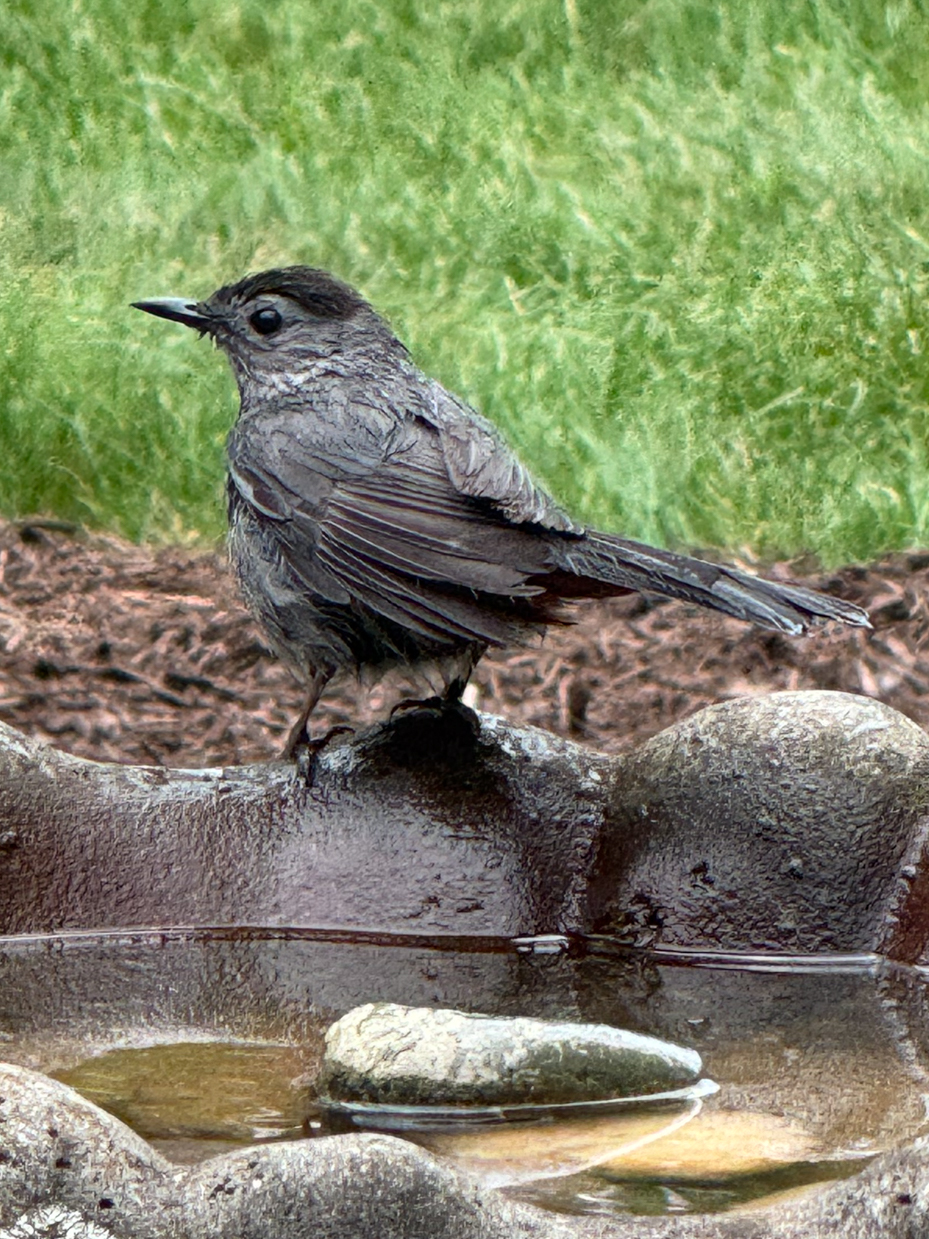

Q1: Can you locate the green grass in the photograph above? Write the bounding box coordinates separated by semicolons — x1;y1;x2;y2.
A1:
2;0;929;562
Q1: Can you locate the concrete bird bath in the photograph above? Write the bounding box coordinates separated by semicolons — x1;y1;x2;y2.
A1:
2;690;929;1237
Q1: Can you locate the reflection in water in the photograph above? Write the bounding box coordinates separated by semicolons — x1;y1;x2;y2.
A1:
410;1095;709;1188
1;927;927;1217
515;1155;870;1217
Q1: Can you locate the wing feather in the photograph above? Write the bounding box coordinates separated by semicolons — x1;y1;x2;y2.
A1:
228;410;556;648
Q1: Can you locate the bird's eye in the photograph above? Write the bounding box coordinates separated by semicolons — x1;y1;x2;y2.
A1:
249;307;283;335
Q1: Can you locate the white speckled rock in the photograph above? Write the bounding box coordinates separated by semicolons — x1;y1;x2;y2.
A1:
319;1003;702;1105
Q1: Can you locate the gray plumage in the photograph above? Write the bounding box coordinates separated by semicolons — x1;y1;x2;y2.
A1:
133;267;870;749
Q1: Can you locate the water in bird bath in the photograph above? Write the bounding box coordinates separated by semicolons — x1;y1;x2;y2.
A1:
1;926;926;1218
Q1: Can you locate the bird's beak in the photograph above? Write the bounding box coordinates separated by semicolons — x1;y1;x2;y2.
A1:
131;297;214;332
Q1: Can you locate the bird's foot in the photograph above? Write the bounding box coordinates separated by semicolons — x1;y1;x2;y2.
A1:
384;695;480;767
389;694;444;720
290;725;355;787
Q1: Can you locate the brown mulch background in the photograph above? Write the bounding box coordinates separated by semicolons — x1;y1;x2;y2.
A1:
0;518;925;768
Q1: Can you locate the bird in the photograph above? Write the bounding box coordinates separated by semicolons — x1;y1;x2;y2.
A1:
133;266;871;756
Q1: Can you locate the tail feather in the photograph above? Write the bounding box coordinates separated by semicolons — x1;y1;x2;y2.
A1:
557;533;871;635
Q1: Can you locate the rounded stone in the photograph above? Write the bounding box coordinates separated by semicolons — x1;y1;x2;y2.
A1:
591;691;929;956
319;1002;702;1106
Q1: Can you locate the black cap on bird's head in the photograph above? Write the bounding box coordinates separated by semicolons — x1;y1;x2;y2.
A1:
133;266;404;376
209;267;369;321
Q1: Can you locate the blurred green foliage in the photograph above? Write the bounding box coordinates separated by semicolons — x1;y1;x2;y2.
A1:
1;0;928;562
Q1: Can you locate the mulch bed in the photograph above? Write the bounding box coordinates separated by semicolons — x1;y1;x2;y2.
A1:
0;519;925;768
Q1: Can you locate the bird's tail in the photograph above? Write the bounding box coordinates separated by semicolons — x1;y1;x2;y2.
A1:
554;532;871;634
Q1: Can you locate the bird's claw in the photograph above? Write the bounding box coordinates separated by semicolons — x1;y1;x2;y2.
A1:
292;724;355;786
389;695;444;720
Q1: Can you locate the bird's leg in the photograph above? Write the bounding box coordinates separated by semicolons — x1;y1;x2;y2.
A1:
284;669;354;786
283;697;320;760
389;661;475;719
282;667;334;759
383;673;480;766
442;674;468;704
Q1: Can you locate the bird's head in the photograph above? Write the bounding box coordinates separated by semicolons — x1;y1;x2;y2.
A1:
133;266;405;392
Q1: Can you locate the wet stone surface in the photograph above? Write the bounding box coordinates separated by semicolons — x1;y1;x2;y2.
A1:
3;691;929;959
589;691;929;957
319;1002;703;1107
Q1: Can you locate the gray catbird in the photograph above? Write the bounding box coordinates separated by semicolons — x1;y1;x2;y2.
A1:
134;267;870;752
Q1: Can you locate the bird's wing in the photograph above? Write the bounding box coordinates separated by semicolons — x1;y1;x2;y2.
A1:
421;382;583;534
227;413;558;646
